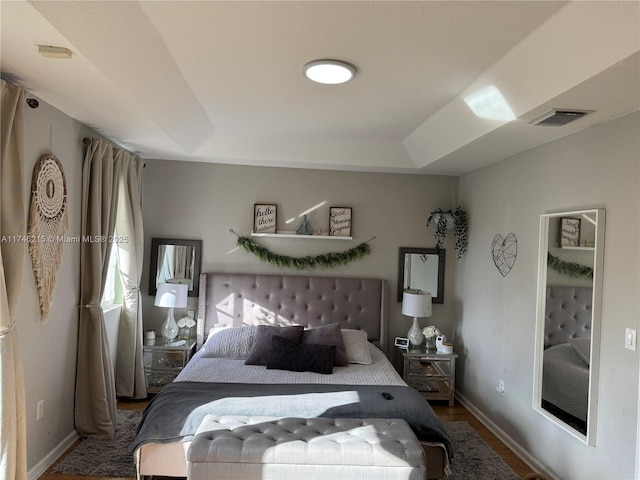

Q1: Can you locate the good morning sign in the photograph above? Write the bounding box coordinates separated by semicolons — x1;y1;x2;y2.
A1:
329;207;352;237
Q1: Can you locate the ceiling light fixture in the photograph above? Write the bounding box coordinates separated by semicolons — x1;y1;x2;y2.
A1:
303;60;356;85
38;45;73;59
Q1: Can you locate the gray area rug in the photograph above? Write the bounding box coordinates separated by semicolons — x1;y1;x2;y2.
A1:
54;411;519;479
53;409;141;477
445;420;520;480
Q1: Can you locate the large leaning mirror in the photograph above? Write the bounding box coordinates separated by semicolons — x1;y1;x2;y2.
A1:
533;209;605;445
149;238;202;297
397;247;445;303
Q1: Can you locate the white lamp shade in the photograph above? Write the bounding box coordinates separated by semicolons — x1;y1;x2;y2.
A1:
154;283;188;308
402;291;432;318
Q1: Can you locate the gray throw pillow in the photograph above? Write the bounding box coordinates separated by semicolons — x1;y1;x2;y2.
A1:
244;325;304;365
200;325;257;359
301;323;348;366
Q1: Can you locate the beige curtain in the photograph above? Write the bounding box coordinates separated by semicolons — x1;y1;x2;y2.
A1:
0;80;27;479
75;140;122;437
114;151;146;399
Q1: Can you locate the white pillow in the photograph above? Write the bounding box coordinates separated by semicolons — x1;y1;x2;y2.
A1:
341;329;372;365
200;325;257;359
568;337;591;366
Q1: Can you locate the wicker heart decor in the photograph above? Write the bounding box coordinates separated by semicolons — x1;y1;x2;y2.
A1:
491;233;517;277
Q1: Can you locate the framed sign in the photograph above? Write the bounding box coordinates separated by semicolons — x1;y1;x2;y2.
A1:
560;217;580;247
329;207;352;237
254;204;277;233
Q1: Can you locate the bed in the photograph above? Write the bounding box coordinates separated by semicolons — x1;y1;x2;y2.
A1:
541;285;592;425
134;272;453;479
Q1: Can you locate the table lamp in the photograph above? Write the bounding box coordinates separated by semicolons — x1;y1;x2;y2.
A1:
402;290;432;347
155;283;188;343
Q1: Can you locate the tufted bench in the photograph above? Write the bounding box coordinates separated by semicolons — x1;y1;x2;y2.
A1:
188;415;426;480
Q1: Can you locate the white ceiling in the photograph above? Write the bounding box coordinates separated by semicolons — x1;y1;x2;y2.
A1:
2;1;639;175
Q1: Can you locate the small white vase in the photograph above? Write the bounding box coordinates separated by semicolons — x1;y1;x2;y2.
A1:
161;308;179;342
407;318;424;347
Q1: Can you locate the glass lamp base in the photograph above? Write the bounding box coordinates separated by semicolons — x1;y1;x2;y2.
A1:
407;317;424;347
161;308;179;343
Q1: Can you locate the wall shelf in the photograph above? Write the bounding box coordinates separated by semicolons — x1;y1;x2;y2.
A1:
251;231;352;241
561;246;595;251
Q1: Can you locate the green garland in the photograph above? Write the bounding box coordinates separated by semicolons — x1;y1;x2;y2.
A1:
237;236;371;269
547;253;593;279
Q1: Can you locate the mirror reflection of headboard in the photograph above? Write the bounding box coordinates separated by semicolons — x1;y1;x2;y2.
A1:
544;285;592;348
533;208;605;446
149;238;202;297
397;247;445;303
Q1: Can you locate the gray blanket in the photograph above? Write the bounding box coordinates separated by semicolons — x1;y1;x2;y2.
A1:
134;381;452;460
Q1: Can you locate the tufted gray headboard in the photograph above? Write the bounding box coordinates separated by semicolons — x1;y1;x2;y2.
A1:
544;285;593;348
197;272;388;350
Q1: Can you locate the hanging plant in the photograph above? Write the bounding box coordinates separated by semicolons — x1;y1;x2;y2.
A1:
236;236;372;269
547;253;593;279
426;206;468;259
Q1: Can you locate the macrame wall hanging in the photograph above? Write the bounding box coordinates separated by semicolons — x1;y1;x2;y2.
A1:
28;153;68;319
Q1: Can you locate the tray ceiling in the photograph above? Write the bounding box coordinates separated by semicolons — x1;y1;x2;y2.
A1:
2;1;638;175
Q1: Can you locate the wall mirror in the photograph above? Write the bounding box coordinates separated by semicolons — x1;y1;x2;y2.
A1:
533;209;605;445
397;247;445;303
149;238;202;297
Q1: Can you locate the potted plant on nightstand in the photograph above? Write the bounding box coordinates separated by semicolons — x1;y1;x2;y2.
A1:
426;206;468;259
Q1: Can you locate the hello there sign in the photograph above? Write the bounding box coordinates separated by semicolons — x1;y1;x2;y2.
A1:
254;204;277;233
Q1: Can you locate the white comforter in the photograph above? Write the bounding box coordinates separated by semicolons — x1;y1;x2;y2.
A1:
176;343;406;386
542;343;589;421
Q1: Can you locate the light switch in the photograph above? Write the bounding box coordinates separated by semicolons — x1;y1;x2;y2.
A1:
625;328;636;351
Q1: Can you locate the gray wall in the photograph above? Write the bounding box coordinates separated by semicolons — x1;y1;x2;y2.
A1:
456;112;639;479
141;162;460;352
15;90;639;480
15;97;92;475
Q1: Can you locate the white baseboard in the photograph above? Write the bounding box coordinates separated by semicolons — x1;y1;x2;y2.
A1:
28;430;78;480
455;391;559;480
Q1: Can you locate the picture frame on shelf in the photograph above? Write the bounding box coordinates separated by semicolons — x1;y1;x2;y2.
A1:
560;217;580;247
329;207;352;237
254;204;277;234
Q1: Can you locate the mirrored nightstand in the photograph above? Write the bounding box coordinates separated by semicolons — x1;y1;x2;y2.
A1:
143;336;196;394
398;348;457;406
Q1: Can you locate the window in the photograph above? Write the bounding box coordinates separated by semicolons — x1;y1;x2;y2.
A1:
101;241;123;308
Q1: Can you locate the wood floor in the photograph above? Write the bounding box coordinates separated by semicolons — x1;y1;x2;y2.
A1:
39;398;537;480
430;402;536;478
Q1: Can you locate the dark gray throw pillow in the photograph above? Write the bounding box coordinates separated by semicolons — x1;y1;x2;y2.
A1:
244;325;304;365
301;322;348;366
266;335;336;375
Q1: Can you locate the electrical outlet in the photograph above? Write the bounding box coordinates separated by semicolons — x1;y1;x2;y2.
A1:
36;399;44;420
496;380;505;396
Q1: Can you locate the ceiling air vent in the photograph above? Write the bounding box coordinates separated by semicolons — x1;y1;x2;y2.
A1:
530;109;592;126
